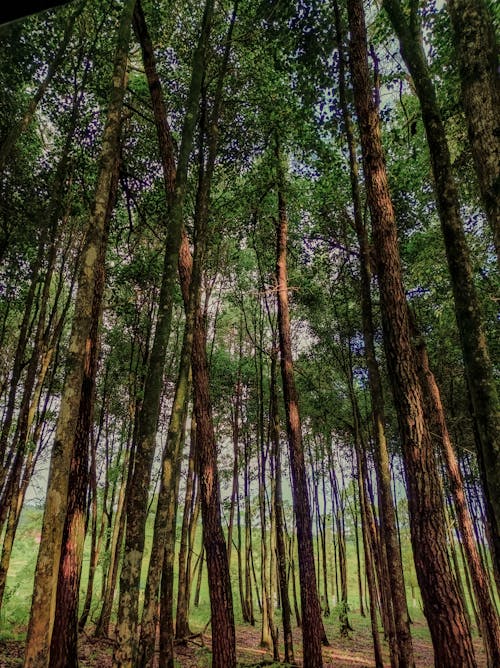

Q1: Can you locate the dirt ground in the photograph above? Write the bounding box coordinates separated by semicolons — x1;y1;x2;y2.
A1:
0;622;487;667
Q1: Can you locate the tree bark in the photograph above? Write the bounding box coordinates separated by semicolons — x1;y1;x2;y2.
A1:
177;7;238;664
0;240;43;485
413;319;500;667
383;0;500;582
333;1;414;665
226;342;242;567
330;461;351;637
256;342;272;650
78;408;99;631
23;1;135;664
113;2;213;664
354;441;384;668
348;1;477;665
446;0;500;260
175;423;197;640
270;350;294;664
142;291;192;668
94;446;130;638
275;147;325;668
189;231;236;668
243;432;255;624
49;152;118;668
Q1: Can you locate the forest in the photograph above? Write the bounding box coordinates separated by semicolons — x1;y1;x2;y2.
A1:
0;0;498;667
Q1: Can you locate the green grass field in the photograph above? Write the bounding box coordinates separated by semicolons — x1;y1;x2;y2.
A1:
0;501;487;659
0;503;419;636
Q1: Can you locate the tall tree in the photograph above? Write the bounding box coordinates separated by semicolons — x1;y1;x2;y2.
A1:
382;0;500;581
333;1;415;664
112;2;215;665
23;1;136;664
347;0;477;665
412;317;500;668
275;144;325;668
269;348;294;665
182;6;239;665
48;152;119;668
446;0;500;260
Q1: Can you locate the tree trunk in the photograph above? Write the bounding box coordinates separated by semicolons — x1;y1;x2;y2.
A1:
352;475;365;618
185;471;201;616
320;451;330;618
0;461;27;611
455;519;482;634
190;247;236;668
114;2;214;664
383;0;500;582
94;445;131;638
138;259;192;666
0;239;43;485
446;0;500;260
78;418;99;630
275;147;325;668
179;8;238;664
270;350;294;664
289;528;302;628
49;165;115;668
330;462;351;637
226;340;242;566
156;373;192;668
243;432;255;624
348;1;477;665
354;443;384;668
268;440;280;662
0;92;76;514
175;424;197;640
413;319;500;667
256;341;272;650
333;0;414;664
23;1;135;663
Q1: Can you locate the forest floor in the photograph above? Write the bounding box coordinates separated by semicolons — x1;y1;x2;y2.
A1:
0;620;487;667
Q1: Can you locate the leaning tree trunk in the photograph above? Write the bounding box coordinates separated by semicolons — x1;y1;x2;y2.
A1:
175;421;197;640
413;321;500;667
49;152;118;668
0;239;43;485
270;350;294;664
175;7;238;666
140;264;193;668
188;188;236;668
383;0;500;583
446;0;500;260
348;1;477;665
113;2;214;665
0;84;77;511
23;1;135;665
275;146;325;668
333;1;414;665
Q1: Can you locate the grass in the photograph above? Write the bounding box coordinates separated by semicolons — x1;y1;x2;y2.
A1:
0;508;41;635
0;500;486;655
